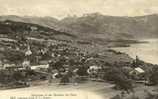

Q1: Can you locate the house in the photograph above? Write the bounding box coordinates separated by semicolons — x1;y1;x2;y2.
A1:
87;65;102;76
130;67;145;80
134;67;145;74
3;64;16;69
22;60;30;68
31;64;49;70
4;64;25;71
25;47;32;56
30;26;38;31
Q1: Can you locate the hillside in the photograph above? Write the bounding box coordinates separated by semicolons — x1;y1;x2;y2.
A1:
0;15;59;29
0;20;76;41
1;14;158;44
0;19;134;66
59;13;158;40
0;20;78;64
0;15;157;99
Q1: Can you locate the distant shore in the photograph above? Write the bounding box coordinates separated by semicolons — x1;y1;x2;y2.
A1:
107;39;149;48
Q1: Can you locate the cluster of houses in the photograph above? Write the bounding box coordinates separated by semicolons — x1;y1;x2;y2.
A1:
0;35;149;88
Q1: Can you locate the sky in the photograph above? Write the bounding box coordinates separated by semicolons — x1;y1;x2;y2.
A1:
0;0;158;19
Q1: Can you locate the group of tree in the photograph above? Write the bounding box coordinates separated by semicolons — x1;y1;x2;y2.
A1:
104;67;134;93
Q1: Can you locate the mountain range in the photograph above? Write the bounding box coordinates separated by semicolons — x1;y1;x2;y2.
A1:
0;13;158;43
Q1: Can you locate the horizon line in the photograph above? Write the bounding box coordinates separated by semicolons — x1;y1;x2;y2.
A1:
0;12;158;20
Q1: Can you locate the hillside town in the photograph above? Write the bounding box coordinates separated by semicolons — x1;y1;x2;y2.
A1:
0;20;158;99
0;31;156;89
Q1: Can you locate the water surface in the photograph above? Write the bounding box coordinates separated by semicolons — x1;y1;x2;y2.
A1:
113;39;158;64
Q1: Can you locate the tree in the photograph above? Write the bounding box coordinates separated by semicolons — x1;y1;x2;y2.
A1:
149;66;158;85
3;49;25;65
104;67;133;93
12;71;26;81
76;66;88;76
60;73;70;85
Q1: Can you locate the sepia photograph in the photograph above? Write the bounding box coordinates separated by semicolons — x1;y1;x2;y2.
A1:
0;0;158;99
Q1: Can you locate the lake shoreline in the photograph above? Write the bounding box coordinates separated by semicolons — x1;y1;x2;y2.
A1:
108;39;149;48
111;39;158;65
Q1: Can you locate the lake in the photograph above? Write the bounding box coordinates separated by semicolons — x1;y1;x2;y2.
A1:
112;39;158;65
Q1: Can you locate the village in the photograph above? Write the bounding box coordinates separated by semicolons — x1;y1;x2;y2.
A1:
0;21;158;99
0;32;157;93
